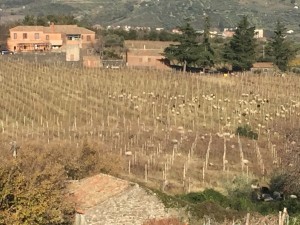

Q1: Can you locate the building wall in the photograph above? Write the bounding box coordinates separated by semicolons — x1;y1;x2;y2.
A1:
7;26;95;52
251;67;274;73
66;45;80;61
83;56;102;68
7;31;61;52
7;31;51;51
127;54;169;70
254;29;264;39
124;41;174;70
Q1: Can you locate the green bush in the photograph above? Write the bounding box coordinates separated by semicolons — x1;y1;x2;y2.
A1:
179;192;206;204
179;189;228;207
269;173;288;193
155;185;300;222
236;124;258;140
202;189;228;207
229;196;255;212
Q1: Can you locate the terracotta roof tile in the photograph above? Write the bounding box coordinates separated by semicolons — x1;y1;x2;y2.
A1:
10;26;45;32
10;25;94;35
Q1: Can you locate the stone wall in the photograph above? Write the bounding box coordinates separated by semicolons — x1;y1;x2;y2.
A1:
77;183;174;225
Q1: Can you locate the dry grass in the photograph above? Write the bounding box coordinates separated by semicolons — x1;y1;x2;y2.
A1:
0;57;300;195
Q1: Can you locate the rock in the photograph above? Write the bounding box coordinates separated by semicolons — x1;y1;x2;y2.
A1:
125;151;133;156
290;194;297;199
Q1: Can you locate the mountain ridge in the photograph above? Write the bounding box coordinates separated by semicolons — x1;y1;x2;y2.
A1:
0;0;299;31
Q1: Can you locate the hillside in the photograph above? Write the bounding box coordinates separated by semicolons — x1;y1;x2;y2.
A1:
0;54;300;223
0;54;300;193
0;0;299;31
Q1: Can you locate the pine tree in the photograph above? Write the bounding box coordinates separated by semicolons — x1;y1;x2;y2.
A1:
197;16;215;70
269;20;296;72
223;16;257;71
164;22;200;72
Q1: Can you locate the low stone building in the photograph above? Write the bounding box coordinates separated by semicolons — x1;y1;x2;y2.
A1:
67;174;175;225
251;62;275;73
125;40;173;70
83;56;102;68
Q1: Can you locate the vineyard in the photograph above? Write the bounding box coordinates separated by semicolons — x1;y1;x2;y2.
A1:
0;56;300;194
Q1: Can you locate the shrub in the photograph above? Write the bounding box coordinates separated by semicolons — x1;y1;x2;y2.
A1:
236;124;258;140
179;189;228;207
269;173;288;193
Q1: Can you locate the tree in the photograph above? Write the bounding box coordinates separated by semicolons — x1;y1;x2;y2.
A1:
0;152;73;225
268;20;296;71
158;30;176;41
197;16;215;70
22;15;36;25
101;34;125;59
22;15;79;26
223;16;257;71
164;22;201;72
147;30;159;41
127;29;138;40
0;24;10;47
36;15;47;26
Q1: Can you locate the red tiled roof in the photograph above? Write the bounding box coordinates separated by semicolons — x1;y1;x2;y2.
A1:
45;25;95;34
67;174;129;213
10;26;45;32
10;25;94;34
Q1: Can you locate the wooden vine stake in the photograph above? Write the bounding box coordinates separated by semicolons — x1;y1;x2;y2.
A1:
223;137;227;172
238;134;244;173
128;160;131;175
205;133;212;170
144;164;148;183
202;162;205;184
245;213;250;225
279;208;288;225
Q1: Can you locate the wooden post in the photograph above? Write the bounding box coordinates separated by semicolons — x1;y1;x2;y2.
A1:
246;213;250;225
279;210;282;225
205;134;212;170
238;134;244;173
202;162;205;184
246;165;249;183
128;160;131;175
183;163;186;180
223;137;227;171
145;164;148;183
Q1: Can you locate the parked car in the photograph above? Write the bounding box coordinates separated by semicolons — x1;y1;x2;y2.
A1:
1;50;15;55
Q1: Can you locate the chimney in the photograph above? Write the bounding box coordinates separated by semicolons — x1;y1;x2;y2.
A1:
50;22;55;32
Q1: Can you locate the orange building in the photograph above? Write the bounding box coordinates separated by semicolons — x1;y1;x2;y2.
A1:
7;23;95;52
